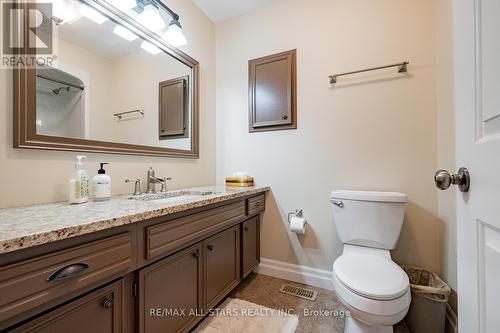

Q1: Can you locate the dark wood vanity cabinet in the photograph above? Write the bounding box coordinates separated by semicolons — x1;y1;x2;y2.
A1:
242;216;260;278
138;243;203;333
10;280;124;333
1;193;266;333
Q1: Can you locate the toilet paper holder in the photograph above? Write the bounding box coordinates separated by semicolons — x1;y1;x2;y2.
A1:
287;209;303;223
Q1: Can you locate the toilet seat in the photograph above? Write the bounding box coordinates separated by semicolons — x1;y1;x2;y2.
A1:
333;251;409;301
333;272;411;327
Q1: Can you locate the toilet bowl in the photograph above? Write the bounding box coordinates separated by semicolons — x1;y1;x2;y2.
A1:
330;190;410;333
333;245;410;333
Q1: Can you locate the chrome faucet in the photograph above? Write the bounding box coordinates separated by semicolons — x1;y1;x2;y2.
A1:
146;167;172;193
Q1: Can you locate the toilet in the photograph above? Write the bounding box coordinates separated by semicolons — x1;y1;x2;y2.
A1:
331;190;411;333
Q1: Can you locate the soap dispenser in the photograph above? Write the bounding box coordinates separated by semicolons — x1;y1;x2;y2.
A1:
93;163;111;201
69;155;89;204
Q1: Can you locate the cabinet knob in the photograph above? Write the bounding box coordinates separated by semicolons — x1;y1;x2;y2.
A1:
281;114;288;120
103;297;114;309
192;249;200;258
244;226;249;231
207;244;214;251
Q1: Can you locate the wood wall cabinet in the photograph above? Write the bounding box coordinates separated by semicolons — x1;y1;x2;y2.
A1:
248;49;297;132
1;193;266;333
10;280;123;333
159;77;189;139
242;217;260;278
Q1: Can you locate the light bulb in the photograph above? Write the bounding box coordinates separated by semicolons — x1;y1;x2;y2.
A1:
52;0;81;24
162;20;187;47
141;41;162;55
106;0;136;12
137;4;165;31
113;25;138;41
78;4;108;24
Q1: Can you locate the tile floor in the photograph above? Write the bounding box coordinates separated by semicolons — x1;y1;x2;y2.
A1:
229;273;410;333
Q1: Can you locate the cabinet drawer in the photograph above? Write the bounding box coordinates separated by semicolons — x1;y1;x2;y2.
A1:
147;201;246;260
9;280;123;333
247;194;265;216
0;233;134;323
204;226;240;309
242;217;260;278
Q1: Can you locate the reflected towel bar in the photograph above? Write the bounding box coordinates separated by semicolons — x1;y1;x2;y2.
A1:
329;61;409;84
114;109;144;119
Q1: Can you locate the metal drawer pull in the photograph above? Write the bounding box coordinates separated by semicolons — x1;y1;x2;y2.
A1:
207;244;214;251
47;262;90;282
103;297;114;309
330;199;344;208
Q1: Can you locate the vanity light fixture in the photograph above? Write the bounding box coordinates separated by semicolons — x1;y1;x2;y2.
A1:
114;0;188;46
140;40;162;55
162;19;187;47
78;4;108;24
106;0;137;12
113;25;138;41
137;4;165;31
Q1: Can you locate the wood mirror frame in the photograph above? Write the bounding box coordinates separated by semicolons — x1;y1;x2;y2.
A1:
13;0;199;158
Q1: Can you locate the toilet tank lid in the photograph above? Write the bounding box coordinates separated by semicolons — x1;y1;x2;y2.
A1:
330;190;407;203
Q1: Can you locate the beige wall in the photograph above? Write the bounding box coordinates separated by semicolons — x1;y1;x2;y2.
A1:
216;0;442;273
0;0;216;208
436;0;457;310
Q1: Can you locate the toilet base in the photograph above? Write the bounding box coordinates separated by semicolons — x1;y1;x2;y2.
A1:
345;316;393;333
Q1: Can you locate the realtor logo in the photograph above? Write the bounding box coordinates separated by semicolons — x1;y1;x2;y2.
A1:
1;1;56;68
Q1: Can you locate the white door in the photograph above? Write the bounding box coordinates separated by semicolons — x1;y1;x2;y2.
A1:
453;0;500;332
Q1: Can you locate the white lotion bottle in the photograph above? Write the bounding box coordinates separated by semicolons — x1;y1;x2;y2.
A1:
92;163;111;201
69;155;89;204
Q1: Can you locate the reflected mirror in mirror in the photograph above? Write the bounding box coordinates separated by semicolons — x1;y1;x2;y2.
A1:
35;0;193;151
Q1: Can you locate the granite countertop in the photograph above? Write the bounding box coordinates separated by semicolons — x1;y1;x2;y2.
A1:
0;185;269;255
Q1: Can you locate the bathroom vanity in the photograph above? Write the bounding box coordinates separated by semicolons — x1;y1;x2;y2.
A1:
0;186;268;333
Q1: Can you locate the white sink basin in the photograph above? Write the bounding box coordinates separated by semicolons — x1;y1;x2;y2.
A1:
152;194;199;204
130;190;221;203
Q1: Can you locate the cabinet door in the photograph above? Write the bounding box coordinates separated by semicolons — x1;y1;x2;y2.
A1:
204;226;240;309
248;49;297;132
242;217;260;278
10;280;123;333
139;243;202;333
159;76;188;139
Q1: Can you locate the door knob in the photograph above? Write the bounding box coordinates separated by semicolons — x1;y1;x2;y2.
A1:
434;167;470;192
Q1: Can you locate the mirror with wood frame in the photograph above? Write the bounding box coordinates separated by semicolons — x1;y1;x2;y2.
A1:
14;0;199;158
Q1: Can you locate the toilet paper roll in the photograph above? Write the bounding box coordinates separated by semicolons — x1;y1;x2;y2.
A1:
290;216;307;234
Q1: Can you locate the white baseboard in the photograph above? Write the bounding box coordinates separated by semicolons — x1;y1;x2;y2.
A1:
255;258;334;291
445;304;458;333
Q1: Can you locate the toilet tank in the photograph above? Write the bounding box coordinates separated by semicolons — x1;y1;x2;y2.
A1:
331;190;407;250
